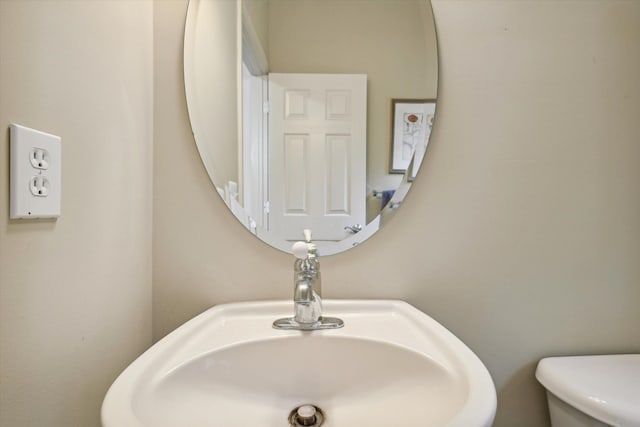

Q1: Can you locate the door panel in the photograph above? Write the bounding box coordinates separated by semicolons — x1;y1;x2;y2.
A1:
269;73;367;242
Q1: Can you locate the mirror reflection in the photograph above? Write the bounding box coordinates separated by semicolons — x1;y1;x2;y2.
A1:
184;0;438;255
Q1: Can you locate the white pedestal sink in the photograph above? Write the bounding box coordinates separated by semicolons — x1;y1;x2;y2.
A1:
102;300;496;427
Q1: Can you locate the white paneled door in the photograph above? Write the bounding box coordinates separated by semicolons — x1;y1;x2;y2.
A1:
268;73;367;242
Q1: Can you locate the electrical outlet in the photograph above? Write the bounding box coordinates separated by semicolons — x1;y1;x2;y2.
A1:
30;148;50;170
29;176;50;197
10;124;61;219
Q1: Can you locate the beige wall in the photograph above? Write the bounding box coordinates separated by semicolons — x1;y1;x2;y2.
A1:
155;1;640;426
244;0;269;58
0;1;153;426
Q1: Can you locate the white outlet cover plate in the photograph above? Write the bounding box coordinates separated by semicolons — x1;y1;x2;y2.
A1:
10;124;61;219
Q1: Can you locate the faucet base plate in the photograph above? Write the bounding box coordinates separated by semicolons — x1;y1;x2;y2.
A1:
273;316;344;331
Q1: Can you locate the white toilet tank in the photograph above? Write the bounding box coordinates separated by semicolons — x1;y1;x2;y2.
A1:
536;354;640;427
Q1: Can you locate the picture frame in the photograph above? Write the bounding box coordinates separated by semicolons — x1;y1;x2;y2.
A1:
389;99;436;176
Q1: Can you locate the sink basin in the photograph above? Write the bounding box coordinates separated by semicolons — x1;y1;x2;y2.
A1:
102;300;496;427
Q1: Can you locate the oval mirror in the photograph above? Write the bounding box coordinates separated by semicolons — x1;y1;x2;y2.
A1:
184;0;438;255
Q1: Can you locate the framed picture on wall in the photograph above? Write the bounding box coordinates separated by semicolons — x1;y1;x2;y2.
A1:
389;99;436;175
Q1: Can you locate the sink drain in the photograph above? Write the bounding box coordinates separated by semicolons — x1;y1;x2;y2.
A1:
288;404;324;427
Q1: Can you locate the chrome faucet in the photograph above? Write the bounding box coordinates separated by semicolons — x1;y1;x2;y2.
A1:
273;231;343;331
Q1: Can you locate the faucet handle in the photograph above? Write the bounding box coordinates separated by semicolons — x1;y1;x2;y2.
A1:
292;241;309;260
303;229;312;242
